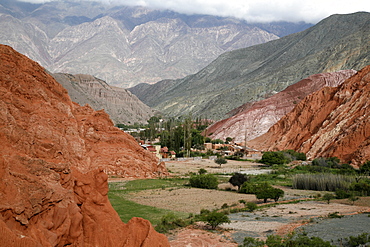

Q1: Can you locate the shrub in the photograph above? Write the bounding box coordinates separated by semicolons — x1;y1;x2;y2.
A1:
345;233;370;247
260;151;290;166
335;189;350;199
240;237;264;247
198;168;207;174
283;149;307;161
241;233;334;247
360;160;370;174
349;179;370;196
323;193;335;204
246;202;258;212
189;174;218;189
312;157;340;168
229;173;249;191
155;213;186;233
201;211;230;229
215;157;227;167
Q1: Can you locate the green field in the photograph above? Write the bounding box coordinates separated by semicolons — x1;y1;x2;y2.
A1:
108;178;189;225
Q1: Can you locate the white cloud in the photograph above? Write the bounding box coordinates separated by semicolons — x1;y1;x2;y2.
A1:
17;0;370;23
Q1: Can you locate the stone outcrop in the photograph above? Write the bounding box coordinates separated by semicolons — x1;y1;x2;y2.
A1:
248;65;370;166
52;73;154;124
206;70;356;143
0;44;169;246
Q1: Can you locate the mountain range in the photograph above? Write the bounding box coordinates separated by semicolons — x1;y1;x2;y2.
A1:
0;0;311;88
129;12;370;120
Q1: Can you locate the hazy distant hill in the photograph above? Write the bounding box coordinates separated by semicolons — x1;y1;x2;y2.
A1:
52;73;154;124
129;12;370;120
0;0;311;88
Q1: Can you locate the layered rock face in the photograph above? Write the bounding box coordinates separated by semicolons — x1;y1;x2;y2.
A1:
207;70;356;143
248;65;370;166
0;45;169;246
52;73;154;124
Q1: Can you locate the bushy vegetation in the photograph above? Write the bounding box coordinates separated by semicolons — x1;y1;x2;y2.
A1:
155;213;187;233
292;173;355;191
215;157;227;167
240;182;284;203
345;232;370;247
240;232;334;247
199;210;230;229
189;174;218;189
260;150;306;166
260;151;290;165
229;173;249;191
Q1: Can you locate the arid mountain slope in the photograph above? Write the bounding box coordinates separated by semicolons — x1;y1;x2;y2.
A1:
131;12;370;120
248;65;370;166
52;73;154;124
0;1;310;88
207;70;357;143
0;44;169;246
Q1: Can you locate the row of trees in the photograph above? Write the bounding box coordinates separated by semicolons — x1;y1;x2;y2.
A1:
123;115;211;156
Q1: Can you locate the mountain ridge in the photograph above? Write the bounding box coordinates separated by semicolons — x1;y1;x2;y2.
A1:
247;65;370;165
52;73;154;124
129;12;370;120
206;70;357;143
0;1;311;88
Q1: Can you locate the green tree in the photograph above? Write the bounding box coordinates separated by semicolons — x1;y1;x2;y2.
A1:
215;157;227;167
360;160;370;174
225;137;233;144
322;193;335;204
183;115;193;157
189;174;218;189
260;151;290;165
201;211;230;230
229;173;249;191
240;182;284;203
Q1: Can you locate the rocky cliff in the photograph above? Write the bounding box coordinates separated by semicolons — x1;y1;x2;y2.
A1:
0;44;169;246
132;12;370;120
248;65;370;166
207;70;357;143
52;73;154;124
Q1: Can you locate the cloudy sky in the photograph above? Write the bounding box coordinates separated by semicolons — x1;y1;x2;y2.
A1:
19;0;370;23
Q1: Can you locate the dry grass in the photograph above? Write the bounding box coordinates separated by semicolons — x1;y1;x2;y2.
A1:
126;187;256;214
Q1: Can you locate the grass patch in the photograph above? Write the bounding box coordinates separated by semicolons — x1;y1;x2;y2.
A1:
108;178;189;225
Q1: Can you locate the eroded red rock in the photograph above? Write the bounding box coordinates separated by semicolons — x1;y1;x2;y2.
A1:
0;45;169;246
248;65;370;166
207;70;356;143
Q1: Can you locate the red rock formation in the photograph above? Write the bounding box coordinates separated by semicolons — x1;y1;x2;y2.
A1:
207;70;356;143
248;65;370;166
0;45;169;246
